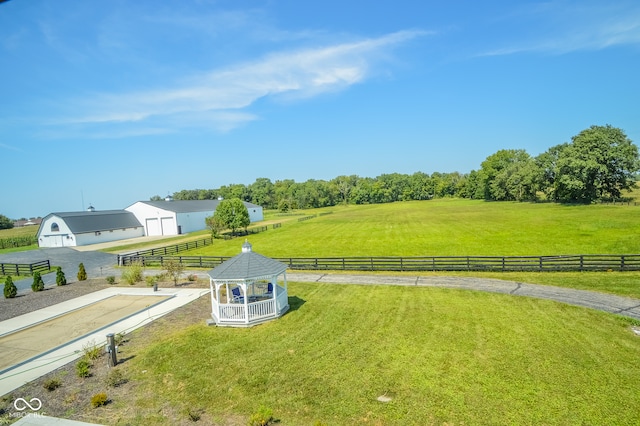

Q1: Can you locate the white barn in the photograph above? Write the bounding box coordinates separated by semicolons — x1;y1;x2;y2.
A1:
125;200;264;237
37;210;144;248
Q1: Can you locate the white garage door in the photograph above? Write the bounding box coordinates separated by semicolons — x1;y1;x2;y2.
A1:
161;217;175;235
146;218;161;236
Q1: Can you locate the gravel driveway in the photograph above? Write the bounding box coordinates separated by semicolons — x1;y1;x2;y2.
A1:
0;248;118;293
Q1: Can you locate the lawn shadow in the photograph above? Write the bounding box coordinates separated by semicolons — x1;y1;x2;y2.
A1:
116;354;136;364
287;296;306;312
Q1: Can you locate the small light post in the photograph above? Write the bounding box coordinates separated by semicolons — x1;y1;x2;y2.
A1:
106;333;117;367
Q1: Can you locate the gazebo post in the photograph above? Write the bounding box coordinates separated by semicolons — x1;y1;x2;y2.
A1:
243;281;249;324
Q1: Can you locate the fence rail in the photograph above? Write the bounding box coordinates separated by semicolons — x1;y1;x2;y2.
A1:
118;238;216;260
221;226;269;240
0;260;51;276
117;254;640;272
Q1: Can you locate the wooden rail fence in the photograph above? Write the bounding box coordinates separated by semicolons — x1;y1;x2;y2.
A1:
117;254;640;272
0;260;51;276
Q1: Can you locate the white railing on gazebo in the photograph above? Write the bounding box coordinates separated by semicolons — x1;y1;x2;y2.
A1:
248;299;275;320
210;283;288;325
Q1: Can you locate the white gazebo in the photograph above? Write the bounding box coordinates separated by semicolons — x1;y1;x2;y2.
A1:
207;241;289;327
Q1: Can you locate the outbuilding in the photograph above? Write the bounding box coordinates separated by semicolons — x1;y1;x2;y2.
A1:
207;241;289;327
125;199;263;237
37;209;144;248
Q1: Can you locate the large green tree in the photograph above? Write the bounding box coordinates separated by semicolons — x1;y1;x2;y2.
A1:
547;125;639;203
211;198;250;235
0;214;13;230
476;149;537;201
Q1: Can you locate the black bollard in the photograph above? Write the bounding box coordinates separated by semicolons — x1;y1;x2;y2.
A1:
106;333;117;367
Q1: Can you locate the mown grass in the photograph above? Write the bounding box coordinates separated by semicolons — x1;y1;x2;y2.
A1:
125;282;640;425
186;199;640;257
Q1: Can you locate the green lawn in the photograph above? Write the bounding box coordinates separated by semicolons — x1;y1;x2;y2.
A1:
124;282;640;425
186;199;640;257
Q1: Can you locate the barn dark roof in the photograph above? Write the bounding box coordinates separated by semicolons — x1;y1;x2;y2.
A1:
208;241;287;280
45;210;142;233
136;200;260;213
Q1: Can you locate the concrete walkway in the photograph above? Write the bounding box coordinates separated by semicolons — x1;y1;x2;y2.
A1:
287;272;640;320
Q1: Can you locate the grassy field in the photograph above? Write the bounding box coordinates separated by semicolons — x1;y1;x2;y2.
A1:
0;226;38;253
121;282;640;425
185;199;640;257
4;200;640;424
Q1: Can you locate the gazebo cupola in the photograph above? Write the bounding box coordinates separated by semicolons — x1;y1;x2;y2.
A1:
207;241;289;327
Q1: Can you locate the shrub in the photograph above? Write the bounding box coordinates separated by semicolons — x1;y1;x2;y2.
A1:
76;358;91;378
42;377;62;391
185;408;202;422
106;275;116;285
3;276;17;299
90;392;108;408
145;275;158;286
77;263;87;281
187;274;198;282
31;271;44;292
105;369;127;388
163;259;185;286
121;260;144;285
114;332;126;346
248;406;274;426
56;267;67;286
83;340;101;361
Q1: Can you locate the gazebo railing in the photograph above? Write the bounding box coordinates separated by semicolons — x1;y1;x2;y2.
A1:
210;283;289;325
219;304;246;321
248;299;275;320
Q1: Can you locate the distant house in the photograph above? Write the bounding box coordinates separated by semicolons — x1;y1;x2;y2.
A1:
125;199;264;237
13;217;42;228
37;209;144;248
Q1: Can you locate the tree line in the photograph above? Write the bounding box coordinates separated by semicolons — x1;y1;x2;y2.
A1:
152;125;639;210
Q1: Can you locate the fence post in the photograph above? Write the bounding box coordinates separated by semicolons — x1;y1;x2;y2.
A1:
539;257;543;272
502;257;505;272
621;255;625;270
580;255;584;272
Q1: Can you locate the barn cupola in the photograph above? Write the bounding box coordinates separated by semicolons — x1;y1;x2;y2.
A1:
165;194;174;202
242;240;252;253
87;205;95;212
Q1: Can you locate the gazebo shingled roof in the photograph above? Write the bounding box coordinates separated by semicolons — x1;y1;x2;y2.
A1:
208;241;287;280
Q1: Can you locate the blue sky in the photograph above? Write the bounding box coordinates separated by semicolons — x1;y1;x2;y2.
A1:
2;0;639;219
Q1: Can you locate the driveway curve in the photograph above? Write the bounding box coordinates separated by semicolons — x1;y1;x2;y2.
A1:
287;272;640;321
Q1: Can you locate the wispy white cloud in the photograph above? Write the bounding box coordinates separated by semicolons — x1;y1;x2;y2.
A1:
0;143;21;152
478;2;640;56
56;29;426;135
